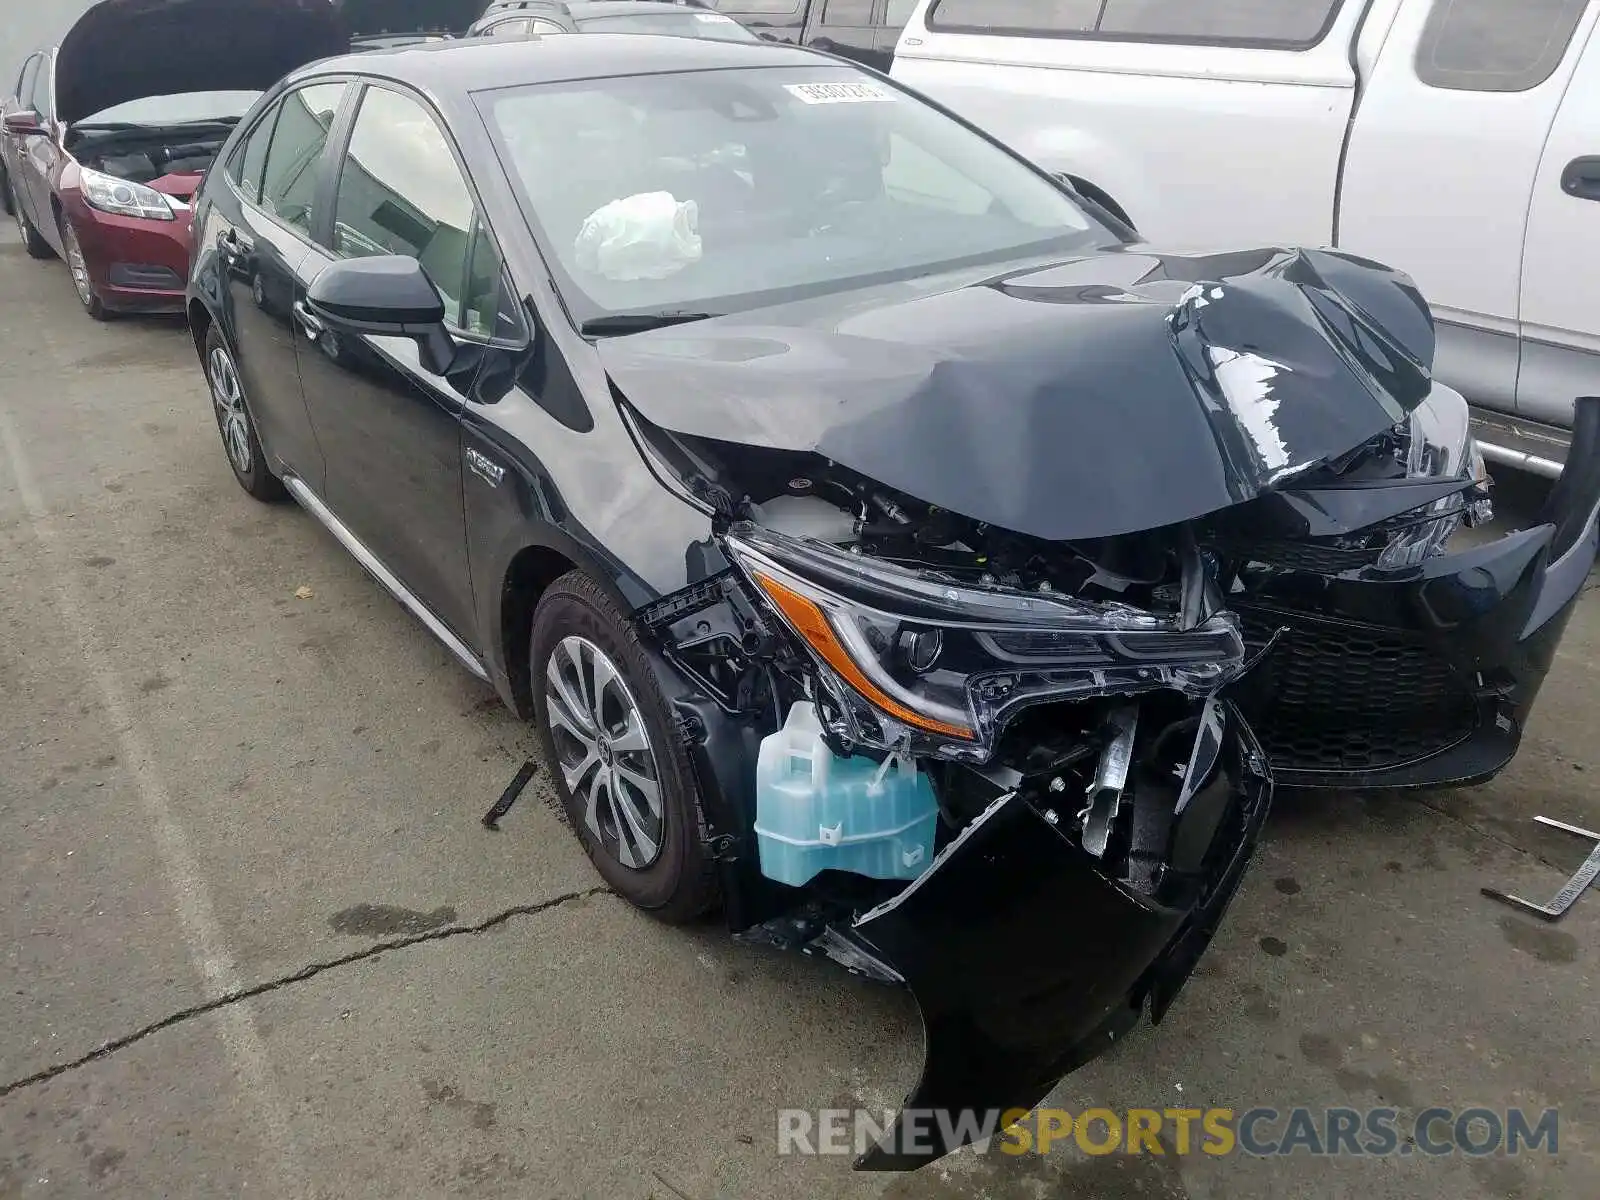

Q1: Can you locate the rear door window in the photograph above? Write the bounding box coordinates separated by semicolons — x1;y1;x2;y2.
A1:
929;0;1346;48
260;82;347;236
1415;0;1590;93
714;1;803;13
885;0;920;30
227;108;278;204
927;0;1106;36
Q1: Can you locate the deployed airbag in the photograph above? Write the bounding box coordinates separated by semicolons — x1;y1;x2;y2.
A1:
575;191;703;282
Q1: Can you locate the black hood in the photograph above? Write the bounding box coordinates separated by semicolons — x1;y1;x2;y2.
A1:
599;246;1438;542
56;0;351;125
336;0;481;36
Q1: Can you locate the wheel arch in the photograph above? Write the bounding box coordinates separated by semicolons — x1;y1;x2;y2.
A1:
188;298;214;362
493;529;641;719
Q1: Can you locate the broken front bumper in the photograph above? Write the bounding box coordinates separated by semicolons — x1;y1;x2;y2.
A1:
1232;397;1600;789
829;704;1271;1170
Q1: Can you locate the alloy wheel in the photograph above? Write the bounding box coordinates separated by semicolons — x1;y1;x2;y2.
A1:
207;345;253;475
63;224;94;308
545;635;665;870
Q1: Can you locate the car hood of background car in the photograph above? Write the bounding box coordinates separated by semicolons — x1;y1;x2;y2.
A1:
55;0;351;125
600;245;1440;542
337;0;483;37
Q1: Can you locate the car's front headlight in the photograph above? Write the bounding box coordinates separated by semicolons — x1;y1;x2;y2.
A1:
79;167;174;221
724;524;1247;760
1375;387;1494;568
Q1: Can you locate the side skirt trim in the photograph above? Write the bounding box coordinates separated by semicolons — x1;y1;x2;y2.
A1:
281;474;490;682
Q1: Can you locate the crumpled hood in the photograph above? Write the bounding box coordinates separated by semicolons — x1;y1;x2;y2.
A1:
56;0;350;125
600;246;1438;542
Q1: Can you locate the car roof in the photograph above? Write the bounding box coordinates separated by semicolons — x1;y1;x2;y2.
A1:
293;29;820;91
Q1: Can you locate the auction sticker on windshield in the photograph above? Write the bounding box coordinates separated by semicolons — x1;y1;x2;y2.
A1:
785;81;897;104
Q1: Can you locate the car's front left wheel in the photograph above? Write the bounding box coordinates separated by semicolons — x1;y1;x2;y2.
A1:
205;326;285;502
58;217;107;320
11;179;51;260
530;570;720;924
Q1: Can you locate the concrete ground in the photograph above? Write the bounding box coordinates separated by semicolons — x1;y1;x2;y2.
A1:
0;222;1596;1200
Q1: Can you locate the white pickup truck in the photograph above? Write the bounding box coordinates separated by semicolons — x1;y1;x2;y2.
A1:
891;0;1600;476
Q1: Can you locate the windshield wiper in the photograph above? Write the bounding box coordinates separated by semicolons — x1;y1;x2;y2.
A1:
580;310;721;336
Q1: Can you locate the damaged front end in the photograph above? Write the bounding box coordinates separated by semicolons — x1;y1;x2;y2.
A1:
625;386;1600;1170
633;472;1277;1168
603;242;1600;1170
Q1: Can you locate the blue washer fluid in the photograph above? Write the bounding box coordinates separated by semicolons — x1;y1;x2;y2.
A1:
753;702;939;888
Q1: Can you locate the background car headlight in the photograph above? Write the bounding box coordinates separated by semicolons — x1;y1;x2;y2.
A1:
78;167;174;221
724;525;1246;758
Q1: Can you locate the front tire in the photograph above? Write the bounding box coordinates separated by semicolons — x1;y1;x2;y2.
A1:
204;326;285;502
59;217;107;320
11;178;51;260
530;571;719;923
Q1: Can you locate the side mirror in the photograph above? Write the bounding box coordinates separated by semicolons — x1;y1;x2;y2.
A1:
305;255;457;375
3;110;47;138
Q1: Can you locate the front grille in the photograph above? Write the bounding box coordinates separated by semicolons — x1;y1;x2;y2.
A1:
1234;607;1478;776
1242;540;1383;574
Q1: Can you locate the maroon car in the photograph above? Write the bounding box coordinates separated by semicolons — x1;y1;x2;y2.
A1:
1;0;346;320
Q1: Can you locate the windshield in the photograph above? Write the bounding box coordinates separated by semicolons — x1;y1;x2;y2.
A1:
574;12;759;40
481;65;1110;323
76;91;261;127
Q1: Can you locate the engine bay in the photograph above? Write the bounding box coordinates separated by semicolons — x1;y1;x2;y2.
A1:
70;128;231;199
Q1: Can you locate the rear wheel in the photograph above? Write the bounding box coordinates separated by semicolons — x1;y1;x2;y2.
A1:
530;570;719;923
205;326;285;502
11;178;51;260
59;217;107;320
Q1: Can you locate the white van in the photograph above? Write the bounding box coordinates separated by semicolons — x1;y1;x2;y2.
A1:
891;0;1600;476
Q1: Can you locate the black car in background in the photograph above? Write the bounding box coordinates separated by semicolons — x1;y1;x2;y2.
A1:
183;32;1600;1171
712;0;918;69
338;0;483;38
474;0;911;66
469;0;758;41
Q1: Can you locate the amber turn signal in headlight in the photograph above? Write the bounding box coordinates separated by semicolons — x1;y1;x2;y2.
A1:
748;569;976;740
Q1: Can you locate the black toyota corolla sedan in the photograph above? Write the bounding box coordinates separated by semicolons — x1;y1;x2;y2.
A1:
185;33;1600;1169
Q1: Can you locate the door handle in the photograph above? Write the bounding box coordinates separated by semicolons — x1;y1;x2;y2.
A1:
1560;156;1600;202
218;228;254;263
292;299;324;340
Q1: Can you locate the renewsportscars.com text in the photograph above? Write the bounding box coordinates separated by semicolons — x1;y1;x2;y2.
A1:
776;1106;1560;1159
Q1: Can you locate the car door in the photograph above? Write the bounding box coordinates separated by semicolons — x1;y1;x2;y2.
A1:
1338;0;1597;419
802;0;881;66
292;82;480;643
2;54;40;202
1517;18;1600;428
208;81;351;493
16;51;58;239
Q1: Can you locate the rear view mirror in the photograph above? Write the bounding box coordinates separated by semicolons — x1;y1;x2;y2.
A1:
305;255;457;374
3;110;47;138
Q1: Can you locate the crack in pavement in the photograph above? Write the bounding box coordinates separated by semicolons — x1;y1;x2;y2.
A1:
1410;794;1580;875
0;886;612;1100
